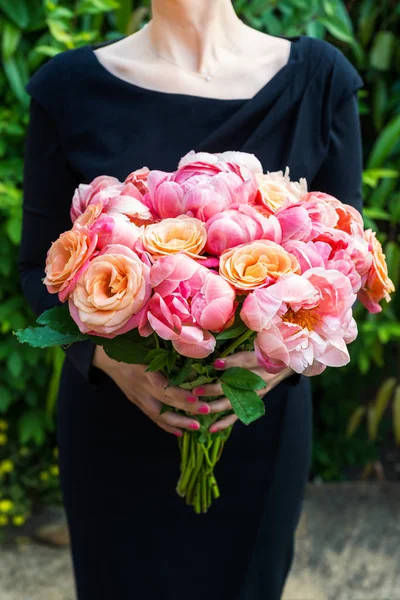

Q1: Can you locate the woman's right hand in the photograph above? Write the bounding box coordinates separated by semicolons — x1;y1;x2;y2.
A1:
92;345;211;437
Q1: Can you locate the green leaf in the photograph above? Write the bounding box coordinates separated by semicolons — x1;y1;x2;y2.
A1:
385;242;400;289
5;214;21;244
7;350;23;378
221;383;265;425
363;207;391;220
15;326;85;348
318;17;353;44
168;359;192;387
0;385;13;413
369;31;395;71
367;114;400;169
18;409;46;445
37;304;81;334
145;350;170;372
216;321;248;340
159;403;170;415
0;0;29;29
34;45;62;58
1;20;21;60
90;335;149;364
3;56;28;106
221;367;266;391
46;19;73;46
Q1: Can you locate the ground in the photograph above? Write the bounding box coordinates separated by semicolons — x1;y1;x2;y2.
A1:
0;482;399;600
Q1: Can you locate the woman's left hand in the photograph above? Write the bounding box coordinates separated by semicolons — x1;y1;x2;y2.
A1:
191;351;294;433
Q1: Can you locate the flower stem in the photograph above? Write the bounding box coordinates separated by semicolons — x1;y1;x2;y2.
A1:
219;329;254;358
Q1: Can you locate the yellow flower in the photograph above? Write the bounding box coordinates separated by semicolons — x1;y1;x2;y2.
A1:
12;515;25;527
0;515;9;526
0;460;14;474
0;433;8;446
50;465;59;477
53;447;59;459
40;471;49;482
0;420;8;431
0;499;13;513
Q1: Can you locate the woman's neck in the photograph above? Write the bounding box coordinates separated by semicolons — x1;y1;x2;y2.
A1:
148;0;244;73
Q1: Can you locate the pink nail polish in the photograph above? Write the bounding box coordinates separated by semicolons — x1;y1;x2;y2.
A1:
209;426;219;433
197;405;209;415
214;359;226;369
173;431;183;437
193;386;206;396
189;422;200;430
186;395;197;403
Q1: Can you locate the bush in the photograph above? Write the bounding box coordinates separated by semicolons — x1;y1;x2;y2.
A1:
0;0;398;530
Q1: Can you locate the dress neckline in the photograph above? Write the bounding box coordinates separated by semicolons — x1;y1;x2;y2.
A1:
83;35;302;103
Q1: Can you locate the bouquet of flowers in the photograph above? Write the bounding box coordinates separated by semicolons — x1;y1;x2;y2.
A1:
16;150;394;513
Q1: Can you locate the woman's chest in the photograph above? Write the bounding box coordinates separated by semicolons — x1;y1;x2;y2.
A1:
62;92;327;187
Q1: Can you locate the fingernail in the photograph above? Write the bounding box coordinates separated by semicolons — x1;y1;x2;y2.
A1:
173;431;183;437
189;422;200;430
209;426;219;433
197;405;210;415
186;395;197;403
214;359;226;369
193;386;205;396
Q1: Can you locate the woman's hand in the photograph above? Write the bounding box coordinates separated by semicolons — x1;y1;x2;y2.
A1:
92;345;211;437
190;351;294;434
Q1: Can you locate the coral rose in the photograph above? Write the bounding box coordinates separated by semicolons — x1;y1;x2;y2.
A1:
357;229;395;313
142;216;207;259
69;244;151;337
44;228;98;302
219;239;300;292
254;167;307;214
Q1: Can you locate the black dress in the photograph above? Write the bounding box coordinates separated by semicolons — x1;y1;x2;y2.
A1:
18;35;363;600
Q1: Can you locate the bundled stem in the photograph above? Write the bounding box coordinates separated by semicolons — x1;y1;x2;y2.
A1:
176;428;231;513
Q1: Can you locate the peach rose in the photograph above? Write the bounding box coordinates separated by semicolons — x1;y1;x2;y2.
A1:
357;230;395;313
255;167;307;214
219;239;300;291
44;228;98;302
142;215;207;259
69;245;151;337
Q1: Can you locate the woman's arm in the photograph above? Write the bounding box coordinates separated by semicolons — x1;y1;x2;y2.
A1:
17;98;98;383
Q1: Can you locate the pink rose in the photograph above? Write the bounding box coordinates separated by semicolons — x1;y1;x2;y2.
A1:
44;228;98;302
69;245;151;337
245;269;356;375
205;205;282;256
300;195;339;238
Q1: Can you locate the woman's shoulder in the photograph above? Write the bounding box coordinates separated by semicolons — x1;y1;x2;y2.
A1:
25;46;88;117
298;35;364;102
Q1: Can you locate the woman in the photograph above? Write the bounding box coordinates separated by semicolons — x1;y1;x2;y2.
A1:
18;1;363;598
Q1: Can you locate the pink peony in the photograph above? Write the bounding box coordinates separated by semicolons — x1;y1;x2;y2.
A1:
124;167;150;195
71;176;153;226
146;254;236;358
205;205;282;256
254;167;308;214
144;152;260;221
303;192;364;237
357;229;395;313
241;269;357;375
275;204;313;243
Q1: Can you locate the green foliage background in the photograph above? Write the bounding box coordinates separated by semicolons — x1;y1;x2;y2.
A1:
0;0;399;525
